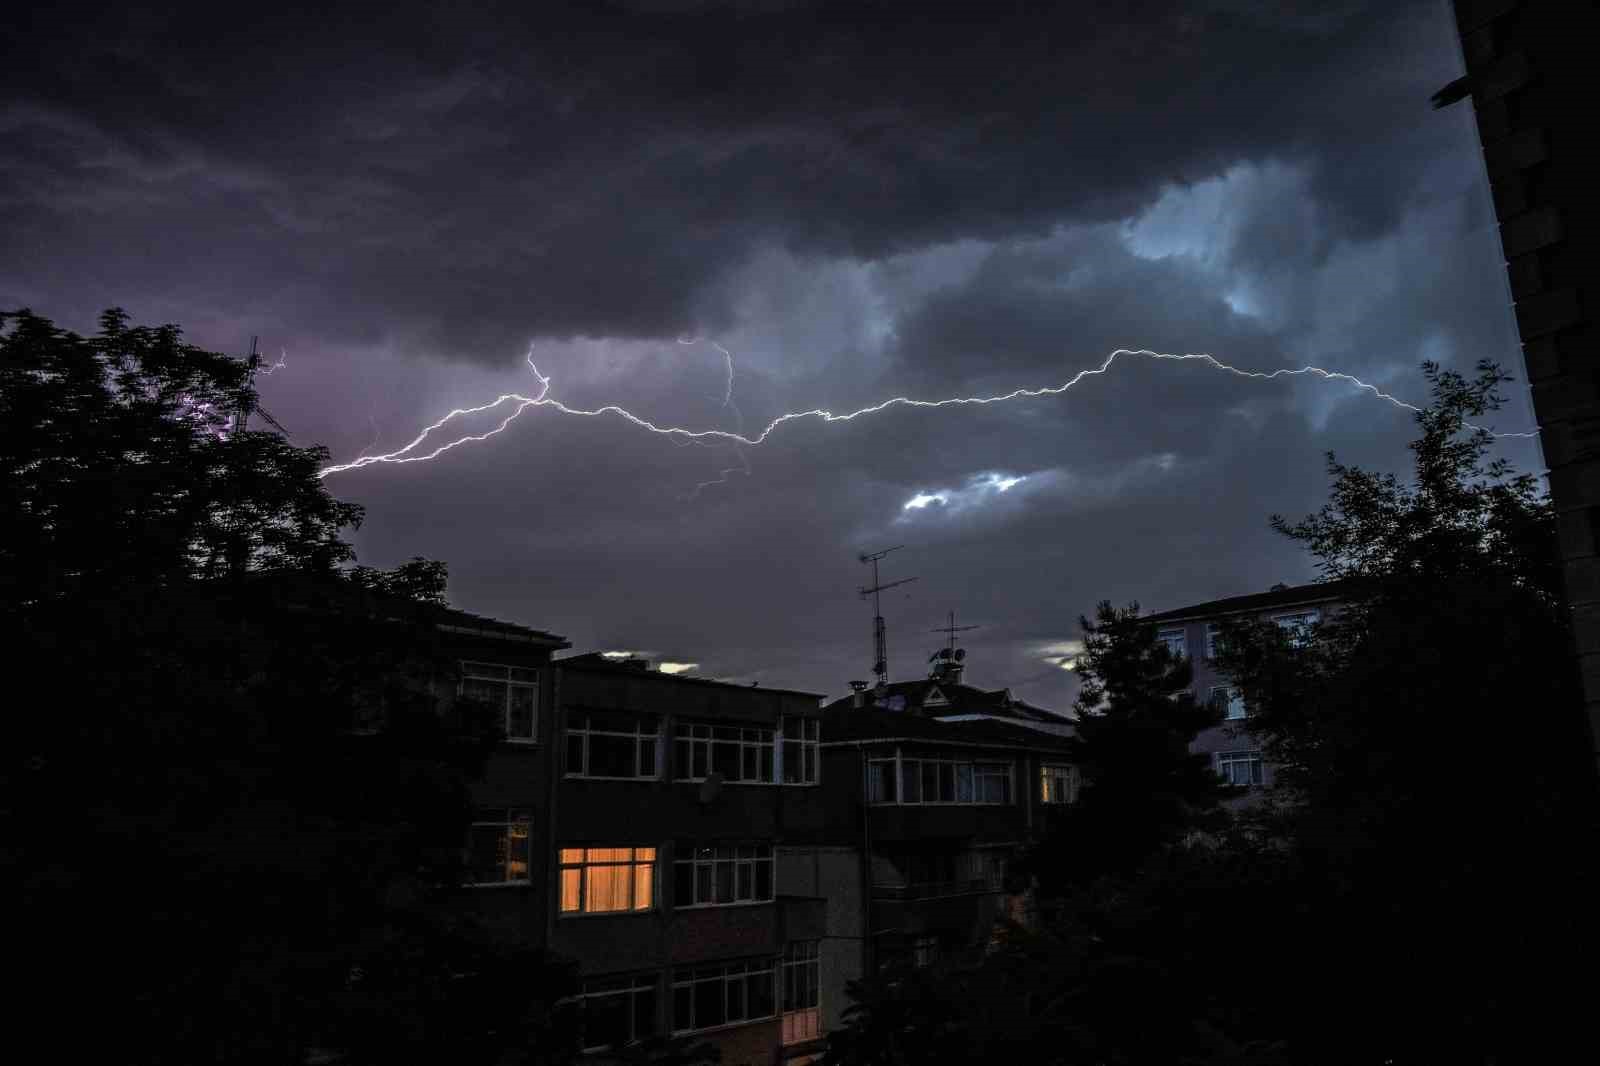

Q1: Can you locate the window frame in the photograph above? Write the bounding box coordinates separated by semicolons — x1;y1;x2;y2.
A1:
673;842;776;909
867;749;1014;806
1272;608;1321;647
464;807;533;887
565;708;661;780
673;722;777;784
459;660;540;743
781;941;821;1045
1039;763;1077;805
1209;685;1248;721
671;958;777;1036
1156;626;1188;660
1215;749;1265;787
780;716;821;786
1204;622;1225;661
576;973;660;1052
558;845;658;916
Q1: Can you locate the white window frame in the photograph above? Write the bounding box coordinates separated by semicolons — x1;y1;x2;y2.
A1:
674;722;776;784
1039;763;1077;805
671;958;777;1035
1273;608;1321;647
1210;685;1247;721
1215;750;1264;787
459;660;539;743
781;942;821;1045
558;846;658;915
779;717;820;785
674;842;775;908
465;808;532;887
565;709;661;779
1205;623;1225;661
867;749;1014;806
577;973;659;1052
1157;626;1188;660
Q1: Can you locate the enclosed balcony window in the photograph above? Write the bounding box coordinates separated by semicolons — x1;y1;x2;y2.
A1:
559;846;657;914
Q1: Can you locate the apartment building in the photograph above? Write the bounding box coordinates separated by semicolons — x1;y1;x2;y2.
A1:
1141;579;1361;793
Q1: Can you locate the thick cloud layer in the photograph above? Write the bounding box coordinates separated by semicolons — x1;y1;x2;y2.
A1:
3;1;1539;708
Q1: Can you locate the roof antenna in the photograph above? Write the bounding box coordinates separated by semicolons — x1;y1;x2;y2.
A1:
858;546;917;693
929;610;979;684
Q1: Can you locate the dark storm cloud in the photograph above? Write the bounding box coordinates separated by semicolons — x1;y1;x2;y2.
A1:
7;0;1459;363
4;0;1536;708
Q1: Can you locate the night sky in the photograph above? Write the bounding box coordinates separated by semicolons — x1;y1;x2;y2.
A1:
4;0;1539;709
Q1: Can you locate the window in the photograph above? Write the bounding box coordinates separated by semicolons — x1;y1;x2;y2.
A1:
911;935;940;968
672;959;775;1034
1204;623;1226;661
780;717;820;784
466;808;532;885
1040;763;1077;804
674;843;774;907
1216;750;1264;787
1273;609;1321;647
781;942;821;1045
871;752;1013;805
460;661;539;742
559;846;657;914
1157;626;1187;660
566;709;659;778
867;757;897;803
674;723;775;783
578;974;658;1051
1210;686;1247;720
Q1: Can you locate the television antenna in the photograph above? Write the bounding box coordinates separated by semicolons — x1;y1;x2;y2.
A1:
858;546;917;688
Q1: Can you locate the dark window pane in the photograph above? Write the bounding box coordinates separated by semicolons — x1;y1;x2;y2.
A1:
586;992;629;1050
692;742;709;779
508;686;536;738
939;763;955;802
755;859;772;900
639;739;657;777
674;739;690;777
742;745;757;781
921;762;938;801
589;734;635;777
695;979;725;1029
713;741;739;780
737;861;754;900
902;761;920;803
695;863;713;903
761;744;774;782
674;985;692;1031
716;859;734;902
675;861;694;907
635;986;658;1039
726;973;746;1021
803;746;815;783
566;734;584;774
783;744;801;783
747;970;774;1018
466;824;504;882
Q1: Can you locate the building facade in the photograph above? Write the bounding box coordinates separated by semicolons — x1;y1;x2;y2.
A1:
1142;580;1359;794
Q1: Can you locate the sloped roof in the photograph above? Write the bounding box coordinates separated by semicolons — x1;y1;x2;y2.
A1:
558;651;823;700
1141;577;1365;625
820;704;1074;753
820;677;1068;724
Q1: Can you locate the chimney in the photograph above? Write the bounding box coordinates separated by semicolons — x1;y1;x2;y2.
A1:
849;679;868;708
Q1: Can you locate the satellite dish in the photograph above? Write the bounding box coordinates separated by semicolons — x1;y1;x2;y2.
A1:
698;771;725;804
955;648;966;661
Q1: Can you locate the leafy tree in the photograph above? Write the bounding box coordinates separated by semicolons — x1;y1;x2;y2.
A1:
1214;361;1597;1064
3;310;573;1064
1016;600;1232;896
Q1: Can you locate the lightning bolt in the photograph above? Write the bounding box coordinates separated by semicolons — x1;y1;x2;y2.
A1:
257;349;288;376
317;347;1537;479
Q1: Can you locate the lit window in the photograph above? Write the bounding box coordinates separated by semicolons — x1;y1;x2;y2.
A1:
1157;627;1187;660
465;809;532;885
781;942;821;1044
559;846;657;914
1273;609;1321;647
460;661;539;742
1210;686;1247;720
674;723;775;783
672;959;775;1034
1215;750;1264;787
566;709;660;778
780;717;820;784
674;842;775;907
1039;764;1077;804
578;973;658;1051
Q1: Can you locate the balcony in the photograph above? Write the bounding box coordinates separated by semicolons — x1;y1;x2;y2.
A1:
870;877;998;901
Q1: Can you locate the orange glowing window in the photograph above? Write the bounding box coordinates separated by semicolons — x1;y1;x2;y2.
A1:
559;846;657;914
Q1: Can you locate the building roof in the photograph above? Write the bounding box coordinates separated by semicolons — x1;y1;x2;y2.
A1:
819;677;1069;725
820;704;1074;753
558;652;824;700
1141;577;1365;625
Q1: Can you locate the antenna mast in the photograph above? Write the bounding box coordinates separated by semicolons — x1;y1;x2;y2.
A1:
929;610;980;683
931;610;980;655
859;546;917;690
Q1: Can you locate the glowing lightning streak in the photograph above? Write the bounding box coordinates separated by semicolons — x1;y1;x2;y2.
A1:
684;340;751;500
318;347;1537;479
